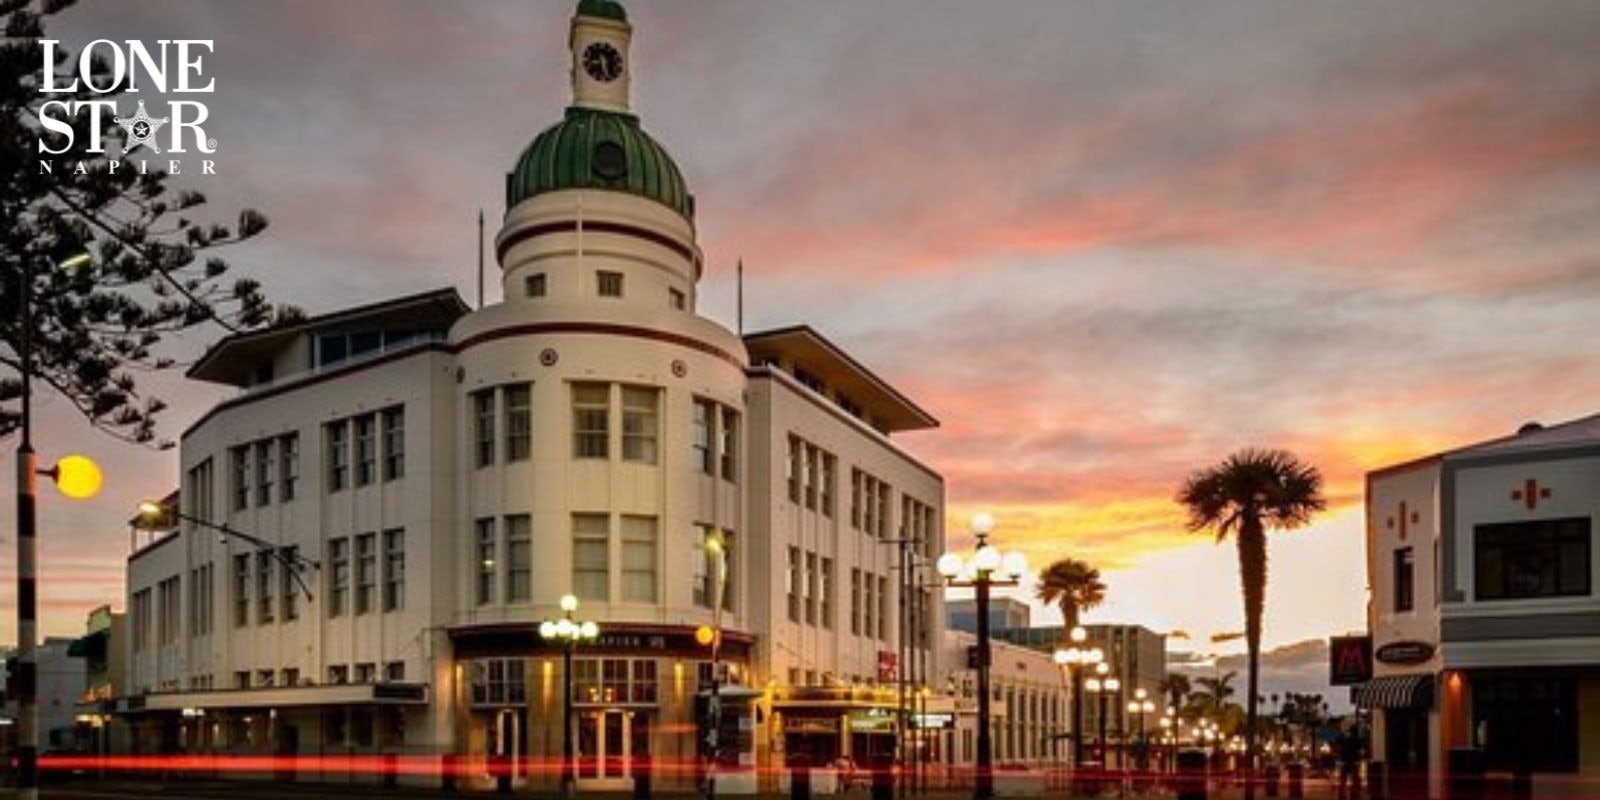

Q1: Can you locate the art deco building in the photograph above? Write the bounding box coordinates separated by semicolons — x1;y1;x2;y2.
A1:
122;1;944;790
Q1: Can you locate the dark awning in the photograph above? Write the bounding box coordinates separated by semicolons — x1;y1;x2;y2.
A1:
1356;675;1434;710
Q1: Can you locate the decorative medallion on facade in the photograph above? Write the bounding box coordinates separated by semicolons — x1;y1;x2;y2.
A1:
539;348;559;366
1511;478;1551;510
671;359;687;378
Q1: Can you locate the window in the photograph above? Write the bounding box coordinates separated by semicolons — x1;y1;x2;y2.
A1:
257;669;275;688
693;527;713;607
282;668;300;687
473;389;496;467
505;384;531;461
597;270;623;297
877;575;889;639
1474;517;1591;601
132;589;151;651
573;383;610;459
804;551;818;624
281;547;299;621
355;415;376;486
385;661;406;682
232;554;250;627
257;551;275;624
1394;547;1415;612
327;665;349;685
720;531;736;612
383;529;405;612
475;518;496;605
821;557;834;629
356;533;377;614
669;287;685;310
157;576;181;646
188;564;213;637
279;434;299;501
692;400;714;474
381;406;404;480
850;568;861;635
231;446;250;510
526;272;546;297
719;408;738;481
573;513;610;601
851;470;863;529
786;546;800;622
621;387;658;463
787;436;802;503
470;659;528;706
327;421;349;491
354;662;377;684
329;538;350;617
254;440;274;506
621;516;657;602
804;445;818;509
820;453;836;517
506;515;531;603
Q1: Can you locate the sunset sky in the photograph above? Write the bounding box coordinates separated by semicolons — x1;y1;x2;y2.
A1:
5;0;1599;660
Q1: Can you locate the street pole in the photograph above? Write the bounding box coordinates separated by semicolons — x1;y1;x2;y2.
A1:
15;257;38;800
974;576;993;800
1098;691;1108;772
1072;669;1084;772
562;639;575;800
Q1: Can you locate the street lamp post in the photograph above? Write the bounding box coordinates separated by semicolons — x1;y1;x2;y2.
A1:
540;595;599;800
936;512;1027;800
1052;627;1103;773
13;251;98;800
702;528;728;800
136;502;321;597
1086;665;1120;772
1126;689;1155;771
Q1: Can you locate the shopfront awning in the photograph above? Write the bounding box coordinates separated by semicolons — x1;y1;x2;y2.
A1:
1356;675;1434;710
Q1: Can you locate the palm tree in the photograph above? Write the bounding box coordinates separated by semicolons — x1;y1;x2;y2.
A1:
1192;670;1237;716
1178;449;1325;796
1034;557;1107;631
1159;673;1191;717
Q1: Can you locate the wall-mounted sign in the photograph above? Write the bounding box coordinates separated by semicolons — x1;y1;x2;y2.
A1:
1375;641;1436;665
1329;635;1373;686
911;712;956;730
877;651;898;681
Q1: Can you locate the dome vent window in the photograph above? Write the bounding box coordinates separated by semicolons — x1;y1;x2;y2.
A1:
593;140;628;180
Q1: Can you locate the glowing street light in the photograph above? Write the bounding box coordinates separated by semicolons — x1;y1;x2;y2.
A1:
541;594;598;800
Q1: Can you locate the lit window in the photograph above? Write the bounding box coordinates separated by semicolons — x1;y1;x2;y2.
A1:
475;519;496;606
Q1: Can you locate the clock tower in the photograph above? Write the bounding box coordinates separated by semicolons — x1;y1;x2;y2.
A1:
570;0;632;114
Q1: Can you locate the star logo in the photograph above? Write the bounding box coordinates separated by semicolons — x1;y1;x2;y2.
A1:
113;100;169;154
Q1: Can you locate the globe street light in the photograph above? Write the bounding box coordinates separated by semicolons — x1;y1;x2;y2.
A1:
541;594;598;800
1085;664;1120;772
1052;626;1103;773
1126;688;1156;770
937;513;1026;800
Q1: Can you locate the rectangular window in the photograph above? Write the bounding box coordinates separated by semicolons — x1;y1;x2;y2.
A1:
329;538;350;617
786;546;801;622
474;389;496;467
475;518;496;606
526;272;546;297
505;383;531;461
850;568;861;635
669;287;685;310
232;554;250;627
156;577;180;646
787;436;802;503
385;661;406;682
327;665;349;685
282;668;300;687
693;526;713;608
281;546;299;621
573;513;610;601
573;383;610;459
804;551;818;624
356;532;377;614
598;270;624;297
621;387;658;464
821;557;834;629
692;399;714;474
254;440;274;506
354;662;377;684
876;480;892;538
820;453;836;517
719;530;737;613
506;515;532;603
1474;517;1591;601
720;408;738;481
851;470;863;529
279;433;299;501
326;421;349;492
621;516;658;602
383;529;405;612
381;406;405;481
231;446;250;510
257;551;275;624
804;445;818;510
355;415;376;486
131;589;152;651
1394;547;1415;612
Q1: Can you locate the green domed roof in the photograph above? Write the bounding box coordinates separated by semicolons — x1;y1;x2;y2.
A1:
506;107;692;219
576;0;627;22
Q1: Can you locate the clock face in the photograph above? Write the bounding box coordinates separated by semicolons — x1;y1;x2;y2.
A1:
583;42;623;83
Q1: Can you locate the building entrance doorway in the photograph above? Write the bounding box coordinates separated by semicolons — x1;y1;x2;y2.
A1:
577;709;650;786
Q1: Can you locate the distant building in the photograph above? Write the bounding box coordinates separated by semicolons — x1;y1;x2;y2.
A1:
1365;415;1600;798
945;597;1031;634
2;637;89;752
72;605;127;755
939;629;1069;767
996;624;1167;751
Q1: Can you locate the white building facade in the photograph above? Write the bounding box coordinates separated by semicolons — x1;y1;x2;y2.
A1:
1365;416;1600;799
123;1;945;791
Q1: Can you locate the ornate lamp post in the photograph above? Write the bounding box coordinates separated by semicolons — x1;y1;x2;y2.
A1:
1126;689;1156;770
936;512;1027;800
1085;664;1120;771
540;594;599;800
1051;626;1103;772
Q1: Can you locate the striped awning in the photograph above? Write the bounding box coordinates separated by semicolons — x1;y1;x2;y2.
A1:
1356;675;1434;710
